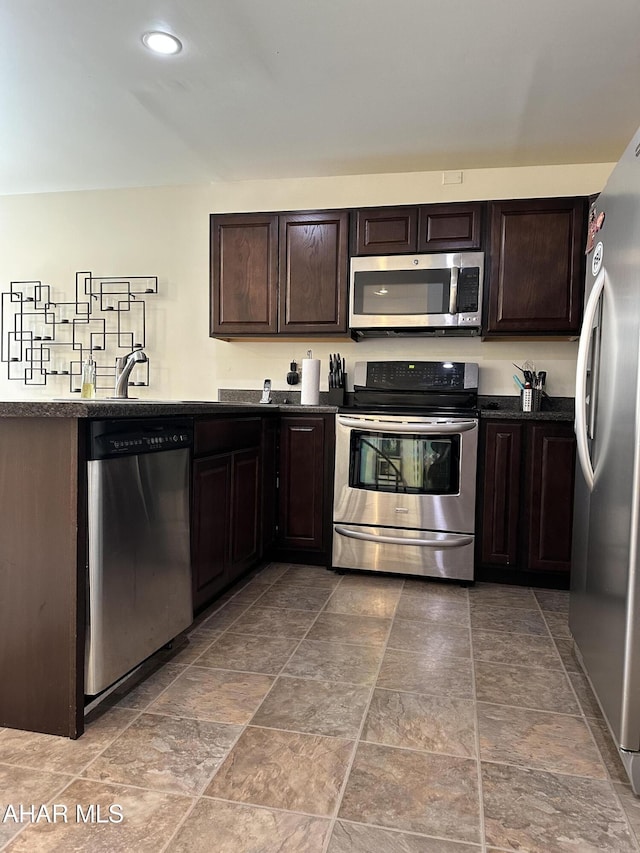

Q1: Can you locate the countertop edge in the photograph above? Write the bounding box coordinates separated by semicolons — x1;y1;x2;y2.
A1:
0;401;339;418
0;394;574;421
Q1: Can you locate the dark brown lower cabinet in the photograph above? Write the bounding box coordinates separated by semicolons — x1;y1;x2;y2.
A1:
479;422;523;567
525;423;576;573
260;415;279;555
192;412;334;609
192;453;232;608
477;419;576;587
277;414;334;564
230;447;260;572
191;417;262;611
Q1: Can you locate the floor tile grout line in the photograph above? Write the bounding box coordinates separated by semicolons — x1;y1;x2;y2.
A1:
334;816;485;848
160;565;355;846
550;635;618;784
319;576;408;853
165;793;336;826
6;704;147;785
0;770;79;852
192;568;349;808
19;567;631;852
468;589;488;853
485;588;640;853
158;796;200;853
476;756;613;784
553;625;640;844
160;562;326;853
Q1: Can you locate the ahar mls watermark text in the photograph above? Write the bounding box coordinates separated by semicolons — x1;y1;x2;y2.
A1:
2;804;124;824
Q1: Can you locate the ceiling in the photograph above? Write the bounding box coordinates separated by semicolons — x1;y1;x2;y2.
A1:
3;0;640;195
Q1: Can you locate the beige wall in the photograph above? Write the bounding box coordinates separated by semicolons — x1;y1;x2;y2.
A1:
0;161;614;401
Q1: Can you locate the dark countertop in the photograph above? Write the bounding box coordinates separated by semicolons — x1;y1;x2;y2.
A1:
220;389;575;421
478;395;574;422
0;399;337;418
0;393;573;421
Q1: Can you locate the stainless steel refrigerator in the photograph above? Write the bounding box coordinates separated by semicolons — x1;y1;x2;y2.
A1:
571;122;640;794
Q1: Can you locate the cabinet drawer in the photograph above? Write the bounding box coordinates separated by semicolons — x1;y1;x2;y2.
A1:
195;417;261;455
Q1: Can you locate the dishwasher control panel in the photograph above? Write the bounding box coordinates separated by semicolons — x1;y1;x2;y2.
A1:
88;418;194;460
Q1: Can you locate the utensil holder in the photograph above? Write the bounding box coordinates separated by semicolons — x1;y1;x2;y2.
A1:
521;388;541;413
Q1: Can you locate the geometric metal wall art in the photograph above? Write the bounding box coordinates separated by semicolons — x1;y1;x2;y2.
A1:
0;271;158;392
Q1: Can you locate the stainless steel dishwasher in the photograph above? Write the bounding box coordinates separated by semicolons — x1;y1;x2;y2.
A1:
85;418;193;695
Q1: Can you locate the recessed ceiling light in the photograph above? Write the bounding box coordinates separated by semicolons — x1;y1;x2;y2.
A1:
142;31;182;55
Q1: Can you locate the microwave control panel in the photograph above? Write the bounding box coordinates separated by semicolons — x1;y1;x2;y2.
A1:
457;268;480;312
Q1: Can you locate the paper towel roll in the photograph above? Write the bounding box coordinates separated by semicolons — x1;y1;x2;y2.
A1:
301;358;321;405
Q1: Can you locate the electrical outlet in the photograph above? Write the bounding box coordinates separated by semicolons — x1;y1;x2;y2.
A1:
442;170;463;185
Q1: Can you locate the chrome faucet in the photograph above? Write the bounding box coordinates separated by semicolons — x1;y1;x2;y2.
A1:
114;348;148;398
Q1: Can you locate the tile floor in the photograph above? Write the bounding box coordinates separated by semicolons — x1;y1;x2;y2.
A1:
1;563;640;852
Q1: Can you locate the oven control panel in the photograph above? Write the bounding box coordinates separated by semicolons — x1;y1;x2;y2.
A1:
354;361;478;391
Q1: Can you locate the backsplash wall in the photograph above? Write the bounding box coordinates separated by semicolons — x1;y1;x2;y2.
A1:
0;161;611;401
215;337;578;398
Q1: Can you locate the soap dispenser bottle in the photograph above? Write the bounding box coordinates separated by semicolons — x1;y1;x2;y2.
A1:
80;355;96;399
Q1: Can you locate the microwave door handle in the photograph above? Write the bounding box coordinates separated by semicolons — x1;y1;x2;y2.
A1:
449;266;459;314
336;416;477;434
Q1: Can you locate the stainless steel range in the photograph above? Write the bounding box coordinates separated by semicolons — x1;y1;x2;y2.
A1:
332;360;479;581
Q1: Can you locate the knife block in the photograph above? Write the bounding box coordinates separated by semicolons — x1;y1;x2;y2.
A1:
328;373;346;406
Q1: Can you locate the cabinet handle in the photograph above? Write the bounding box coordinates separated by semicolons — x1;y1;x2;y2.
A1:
292;426;314;432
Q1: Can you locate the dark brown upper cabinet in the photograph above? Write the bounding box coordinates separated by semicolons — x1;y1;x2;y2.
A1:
278;211;349;334
210;213;278;336
417;202;484;252
485;197;587;336
352;206;419;254
352;202;484;255
210;210;349;337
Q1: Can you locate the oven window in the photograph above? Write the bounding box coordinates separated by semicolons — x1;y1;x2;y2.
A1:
349;430;460;494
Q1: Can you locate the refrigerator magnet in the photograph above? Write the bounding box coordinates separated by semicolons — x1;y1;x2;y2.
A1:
586;204;606;254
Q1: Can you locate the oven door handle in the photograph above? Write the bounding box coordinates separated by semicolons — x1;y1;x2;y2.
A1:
336;416;477;434
334;526;474;548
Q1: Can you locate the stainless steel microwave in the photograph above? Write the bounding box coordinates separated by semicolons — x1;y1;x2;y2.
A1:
349;252;483;338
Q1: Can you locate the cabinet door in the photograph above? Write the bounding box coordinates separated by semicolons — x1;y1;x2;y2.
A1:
230;447;261;580
417;202;484;252
352;207;418;255
210;213;278;336
260;416;279;557
192;454;232;609
278;416;326;550
278;211;349;334
525;423;576;573
486;197;586;335
479;421;523;566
